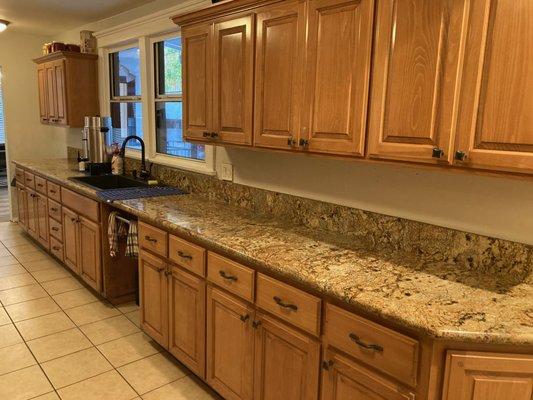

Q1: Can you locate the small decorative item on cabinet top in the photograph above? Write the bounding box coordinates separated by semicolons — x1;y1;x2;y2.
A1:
80;30;97;54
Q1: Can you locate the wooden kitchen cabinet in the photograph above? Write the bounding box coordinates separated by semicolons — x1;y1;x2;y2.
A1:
368;0;468;164
321;348;415;400
253;1;305;150
454;0;533;174
16;185;28;230
139;250;169;347
442;351;533;400
79;217;102;291
35;192;49;248
206;286;254;400
62;207;80;273
26;189;38;239
33;51;98;128
254;312;320;400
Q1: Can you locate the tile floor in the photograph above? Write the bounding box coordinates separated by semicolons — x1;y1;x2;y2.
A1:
0;222;221;400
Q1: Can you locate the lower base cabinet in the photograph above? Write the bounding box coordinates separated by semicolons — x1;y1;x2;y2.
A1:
63;207;80;273
26;189;38;238
16;185;28;230
35;192;49;248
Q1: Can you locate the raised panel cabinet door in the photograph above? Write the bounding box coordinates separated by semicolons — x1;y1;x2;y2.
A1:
52;60;67;125
45;64;58;122
442;351;533;400
26;189;38;239
79;217;102;292
321;348;415;400
139;250;169;348
301;0;374;156
16;186;28;230
207;286;254;400
455;0;533;174
62;207;80;273
182;23;214;142
253;313;320;400
35;193;49;248
253;1;306;149
168;265;206;378
368;0;468;164
37;65;48;123
213;14;254;145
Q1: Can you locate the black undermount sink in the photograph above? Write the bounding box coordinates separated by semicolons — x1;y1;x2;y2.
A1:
70;175;149;190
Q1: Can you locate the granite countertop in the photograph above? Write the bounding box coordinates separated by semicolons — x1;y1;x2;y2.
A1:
13;159;533;346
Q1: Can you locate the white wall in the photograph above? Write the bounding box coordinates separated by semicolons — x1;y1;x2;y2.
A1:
0;30;68;218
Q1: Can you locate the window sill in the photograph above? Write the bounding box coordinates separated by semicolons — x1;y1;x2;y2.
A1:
149;152;216;176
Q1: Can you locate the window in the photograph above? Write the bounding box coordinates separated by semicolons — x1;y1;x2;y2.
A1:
109;47;143;149
154;37;204;160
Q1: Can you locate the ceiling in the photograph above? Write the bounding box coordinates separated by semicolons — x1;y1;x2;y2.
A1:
0;0;158;36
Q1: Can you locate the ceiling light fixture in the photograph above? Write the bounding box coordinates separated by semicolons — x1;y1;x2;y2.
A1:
0;19;10;33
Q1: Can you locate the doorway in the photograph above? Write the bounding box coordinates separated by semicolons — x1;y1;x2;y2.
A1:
0;67;9;222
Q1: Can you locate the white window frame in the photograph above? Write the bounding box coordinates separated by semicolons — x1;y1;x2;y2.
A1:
94;0;215;174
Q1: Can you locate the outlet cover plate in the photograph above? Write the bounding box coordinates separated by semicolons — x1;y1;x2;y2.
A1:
221;163;233;181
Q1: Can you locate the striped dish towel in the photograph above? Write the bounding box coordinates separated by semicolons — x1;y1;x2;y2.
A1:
126;220;139;258
107;211;126;258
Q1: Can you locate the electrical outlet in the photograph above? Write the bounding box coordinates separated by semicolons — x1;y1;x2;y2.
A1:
221;163;233;181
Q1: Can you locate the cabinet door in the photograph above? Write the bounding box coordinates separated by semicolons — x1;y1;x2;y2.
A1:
35;193;49;248
168;265;206;378
52;60;67;125
17;186;28;230
139;250;169;348
62;207;80;273
321;348;414;400
442;351;533;400
45;64;58;122
213;14;254;145
301;0;374;156
254;312;320;400
26;189;38;239
253;1;305;149
207;286;254;400
455;0;533;174
79;217;102;292
37;65;48;123
368;0;468;164
182;23;213;142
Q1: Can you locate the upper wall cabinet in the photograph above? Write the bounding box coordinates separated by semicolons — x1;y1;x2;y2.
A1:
454;0;533;174
367;0;468;164
33;51;99;128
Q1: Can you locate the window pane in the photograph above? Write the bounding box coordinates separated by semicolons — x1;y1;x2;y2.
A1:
110;102;143;149
156;38;182;96
111;47;141;97
156;101;204;160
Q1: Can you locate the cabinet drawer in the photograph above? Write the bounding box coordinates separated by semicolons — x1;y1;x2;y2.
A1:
207;253;254;302
49;218;63;241
15;168;25;184
48;199;62;222
49;237;64;261
138;221;168;258
47;181;61;202
324;303;419;387
24;172;35;189
35;176;47;195
169;235;206;277
61;187;99;222
256;273;321;336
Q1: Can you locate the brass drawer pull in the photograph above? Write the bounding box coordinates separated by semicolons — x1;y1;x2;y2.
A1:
273;296;298;311
51;207;58;212
177;251;192;260
144;235;158;243
26;178;32;181
52;246;61;251
51;227;59;231
37;183;43;187
50;190;57;194
219;270;238;282
348;333;383;352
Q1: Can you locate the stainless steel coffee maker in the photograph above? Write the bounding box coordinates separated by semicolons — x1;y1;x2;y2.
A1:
81;116;113;175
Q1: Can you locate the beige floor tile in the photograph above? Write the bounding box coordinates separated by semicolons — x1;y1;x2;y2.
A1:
116;301;139;314
5;297;61;322
0;342;36;375
57;370;138;400
65;301;121;326
118;353;188;395
41;277;82;295
0;256;20;267
27;328;92;363
0;263;26;277
0;365;53;400
31;392;60;400
41;347;113;389
53;287;100;310
0;272;36;290
0;323;23;348
22;258;63;272
0;283;49;305
0;248;11;257
1;235;33;248
15;250;49;263
142;375;221;400
125;310;140;327
31;267;72;283
80;314;140;345
15;311;75;341
97;332;162;367
8;243;43;256
0;307;10;325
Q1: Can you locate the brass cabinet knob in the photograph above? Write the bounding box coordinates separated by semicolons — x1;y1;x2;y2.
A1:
455;150;467;161
299;138;309;147
287;136;297;147
432;148;444;159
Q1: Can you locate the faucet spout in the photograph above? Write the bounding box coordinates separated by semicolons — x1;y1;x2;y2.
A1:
119;135;149;178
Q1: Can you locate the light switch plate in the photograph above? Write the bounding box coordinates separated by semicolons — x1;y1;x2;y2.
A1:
221;163;233;181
